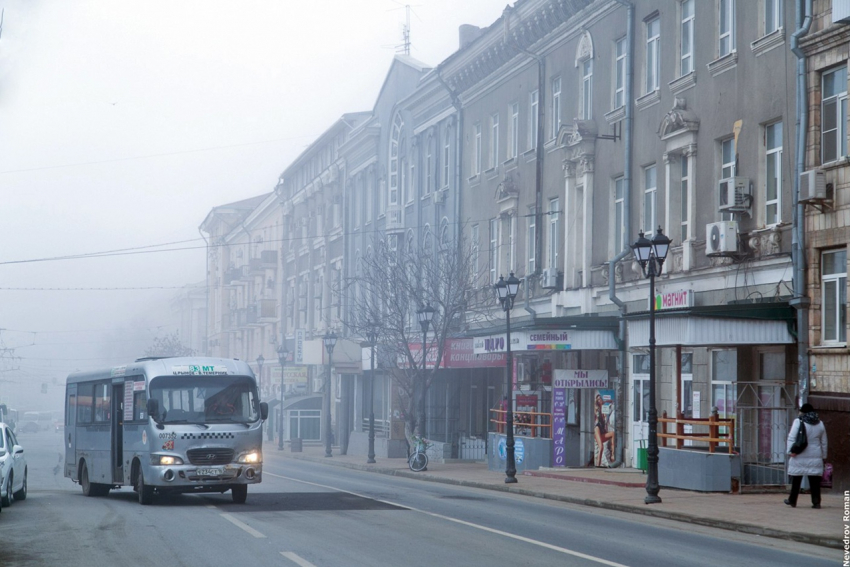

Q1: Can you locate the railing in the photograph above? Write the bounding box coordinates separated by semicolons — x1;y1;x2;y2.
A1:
490;409;552;438
658;410;736;454
360;418;390;437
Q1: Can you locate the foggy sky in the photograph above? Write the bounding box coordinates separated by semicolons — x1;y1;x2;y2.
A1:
0;0;503;411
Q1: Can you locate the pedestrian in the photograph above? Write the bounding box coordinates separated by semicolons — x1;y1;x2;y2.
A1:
784;403;828;509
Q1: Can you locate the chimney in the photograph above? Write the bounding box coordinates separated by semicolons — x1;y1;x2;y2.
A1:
459;24;483;49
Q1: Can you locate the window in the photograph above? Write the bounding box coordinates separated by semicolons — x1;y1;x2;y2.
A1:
77;383;94;424
527;206;536;275
765;121;782;226
822;249;847;344
680;158;690;241
551;77;561;138
507;215;516;272
489;218;499;284
614;177;625;252
389;114;402;206
581;60;593;119
490;113;500;170
443;130;451;188
472;224;480;281
529;90;539;150
425;143;432;196
681;0;694;76
711;349;737;446
643;165;657;234
94;382;110;423
765;0;782;35
681;353;694;418
408;160;415;203
474;122;482;175
722;138;736;179
646;17;660;93
822;66;848;164
614;37;626;109
548;198;560;269
719;0;736;57
509;103;519;159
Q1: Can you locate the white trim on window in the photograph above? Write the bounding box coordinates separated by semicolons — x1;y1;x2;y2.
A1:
764;121;782;226
821;249;847;344
822;66;848;164
645;17;660;93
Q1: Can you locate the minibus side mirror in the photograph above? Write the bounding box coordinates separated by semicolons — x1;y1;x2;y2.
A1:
146;399;160;421
260;402;269;421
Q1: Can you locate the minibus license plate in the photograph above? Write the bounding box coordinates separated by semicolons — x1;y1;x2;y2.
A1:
197;468;224;476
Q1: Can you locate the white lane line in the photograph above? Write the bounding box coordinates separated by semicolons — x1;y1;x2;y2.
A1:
220;512;267;538
280;551;318;567
264;472;628;567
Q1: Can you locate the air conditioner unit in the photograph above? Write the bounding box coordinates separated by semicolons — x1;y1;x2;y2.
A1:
800;170;827;202
705;221;739;256
541;268;560;289
718;177;752;213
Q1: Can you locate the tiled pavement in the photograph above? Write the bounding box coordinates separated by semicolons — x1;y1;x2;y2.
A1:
275;444;845;550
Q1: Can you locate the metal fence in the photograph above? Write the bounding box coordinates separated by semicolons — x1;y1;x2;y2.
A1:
736;381;797;487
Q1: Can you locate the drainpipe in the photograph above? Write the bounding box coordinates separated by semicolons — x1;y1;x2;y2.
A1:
791;0;812;405
606;0;634;468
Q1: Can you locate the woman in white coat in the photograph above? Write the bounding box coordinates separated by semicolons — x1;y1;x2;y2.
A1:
784;403;828;508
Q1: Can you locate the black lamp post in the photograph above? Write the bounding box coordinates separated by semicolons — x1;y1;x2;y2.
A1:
256;354;264;396
323;331;337;458
416;303;435;437
366;326;378;464
495;272;521;484
276;345;288;451
631;226;672;505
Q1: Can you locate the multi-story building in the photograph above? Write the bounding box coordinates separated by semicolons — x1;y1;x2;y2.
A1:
192;0;840;490
799;0;849;491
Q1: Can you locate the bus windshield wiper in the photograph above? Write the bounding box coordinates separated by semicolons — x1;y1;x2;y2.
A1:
164;419;209;429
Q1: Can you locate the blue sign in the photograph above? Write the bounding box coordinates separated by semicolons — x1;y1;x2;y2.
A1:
497;436;525;464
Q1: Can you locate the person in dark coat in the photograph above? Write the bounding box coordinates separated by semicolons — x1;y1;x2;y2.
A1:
784;403;828;508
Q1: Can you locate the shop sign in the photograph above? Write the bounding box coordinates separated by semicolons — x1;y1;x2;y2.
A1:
552;387;567;467
400;339;506;369
283;366;308;385
294;329;305;364
553;369;609;389
652;289;694;311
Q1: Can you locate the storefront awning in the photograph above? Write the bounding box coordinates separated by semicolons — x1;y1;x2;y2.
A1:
628;316;793;347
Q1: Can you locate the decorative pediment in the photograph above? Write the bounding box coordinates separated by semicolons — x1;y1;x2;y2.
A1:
495;173;519;202
658;97;699;140
558;120;598;148
575;30;593;66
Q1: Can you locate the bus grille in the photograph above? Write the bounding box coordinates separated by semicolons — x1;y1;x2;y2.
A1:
187;448;234;466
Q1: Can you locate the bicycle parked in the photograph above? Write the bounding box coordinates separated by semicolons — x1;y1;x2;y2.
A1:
408;435;430;472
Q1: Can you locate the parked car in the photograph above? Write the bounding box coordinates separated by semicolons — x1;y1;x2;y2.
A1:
0;421;27;507
17;421;39;434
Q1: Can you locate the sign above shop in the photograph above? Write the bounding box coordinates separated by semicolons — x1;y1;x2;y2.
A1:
473;330;617;354
553;369;609;389
652;289;694;311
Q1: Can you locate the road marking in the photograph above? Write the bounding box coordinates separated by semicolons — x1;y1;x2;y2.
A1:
265;472;628;567
280;551;317;567
220;512;266;538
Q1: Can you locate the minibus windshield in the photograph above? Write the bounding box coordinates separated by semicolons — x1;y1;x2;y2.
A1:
149;375;260;425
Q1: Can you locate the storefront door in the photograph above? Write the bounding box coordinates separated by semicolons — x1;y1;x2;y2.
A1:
630;354;650;466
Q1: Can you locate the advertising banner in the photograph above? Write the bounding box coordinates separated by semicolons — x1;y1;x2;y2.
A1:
593;389;616;467
553;369;609;389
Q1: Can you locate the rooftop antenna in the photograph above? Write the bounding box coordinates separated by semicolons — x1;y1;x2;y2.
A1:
395;4;411;55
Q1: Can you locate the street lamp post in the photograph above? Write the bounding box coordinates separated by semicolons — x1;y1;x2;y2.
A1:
494;272;521;484
276;345;288;451
366;326;378;464
256;354;264;397
631;226;672;505
416;303;435;437
323;331;337;458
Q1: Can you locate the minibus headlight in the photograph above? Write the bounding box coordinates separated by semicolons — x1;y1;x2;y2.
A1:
237;451;262;464
152;455;184;466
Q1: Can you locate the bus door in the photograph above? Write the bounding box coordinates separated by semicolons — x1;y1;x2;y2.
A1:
111;380;124;483
65;383;77;477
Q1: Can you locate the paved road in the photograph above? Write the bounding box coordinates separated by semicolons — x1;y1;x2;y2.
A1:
0;431;841;566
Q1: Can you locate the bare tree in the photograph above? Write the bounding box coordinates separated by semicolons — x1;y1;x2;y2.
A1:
339;232;487;445
144;332;194;358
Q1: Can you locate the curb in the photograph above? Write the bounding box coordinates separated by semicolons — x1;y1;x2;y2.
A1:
522;470;646;488
276;452;843;550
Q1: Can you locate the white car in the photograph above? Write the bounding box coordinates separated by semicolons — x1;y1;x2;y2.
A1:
0;422;27;508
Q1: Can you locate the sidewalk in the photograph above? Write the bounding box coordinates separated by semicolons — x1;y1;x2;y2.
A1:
276;444;844;549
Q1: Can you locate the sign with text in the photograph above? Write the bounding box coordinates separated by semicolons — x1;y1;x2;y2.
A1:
553;369;609;389
552;386;566;467
652;289;694;311
399;339;506;369
294;329;305;364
